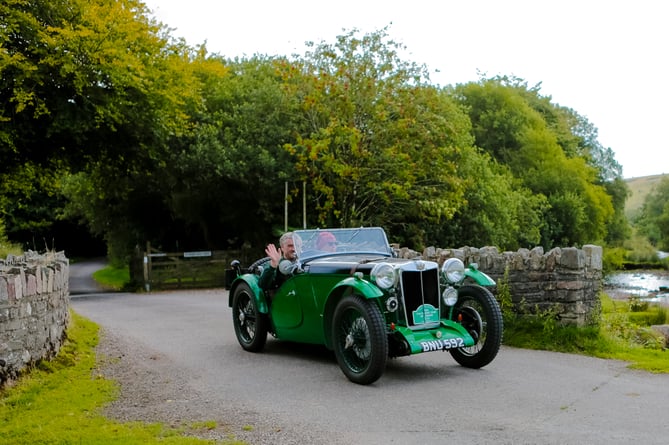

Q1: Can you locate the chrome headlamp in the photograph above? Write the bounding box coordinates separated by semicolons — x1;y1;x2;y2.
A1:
441;258;465;283
371;262;397;289
441;286;458;306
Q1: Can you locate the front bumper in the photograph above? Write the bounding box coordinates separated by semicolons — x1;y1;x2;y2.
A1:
392;320;475;355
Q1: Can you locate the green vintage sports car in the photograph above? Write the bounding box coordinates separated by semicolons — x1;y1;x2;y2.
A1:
226;227;503;385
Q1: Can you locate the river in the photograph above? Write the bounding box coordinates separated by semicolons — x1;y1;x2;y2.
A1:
603;269;669;306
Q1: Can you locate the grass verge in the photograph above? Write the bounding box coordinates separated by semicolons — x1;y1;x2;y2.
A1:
0;312;243;445
92;265;131;291
502;292;669;373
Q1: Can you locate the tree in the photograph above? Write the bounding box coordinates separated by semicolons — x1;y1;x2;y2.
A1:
436;151;548;250
2;0;203;256
1;0;195;172
162;55;305;248
453;77;615;248
281;28;478;246
635;177;669;251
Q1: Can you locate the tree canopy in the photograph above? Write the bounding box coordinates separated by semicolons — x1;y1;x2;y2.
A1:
1;0;632;260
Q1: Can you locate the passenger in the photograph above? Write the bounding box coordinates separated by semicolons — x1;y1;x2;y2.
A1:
258;232;300;291
316;231;337;252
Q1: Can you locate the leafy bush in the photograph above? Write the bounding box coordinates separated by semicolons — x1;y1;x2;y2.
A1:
603;247;627;272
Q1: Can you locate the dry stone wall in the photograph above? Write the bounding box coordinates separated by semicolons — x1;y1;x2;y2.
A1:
396;244;603;325
0;251;69;386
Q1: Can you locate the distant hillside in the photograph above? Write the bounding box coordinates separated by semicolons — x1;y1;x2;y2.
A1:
624;174;668;219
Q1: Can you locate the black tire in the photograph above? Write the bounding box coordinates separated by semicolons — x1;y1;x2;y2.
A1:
332;295;388;385
449;285;503;369
232;282;268;352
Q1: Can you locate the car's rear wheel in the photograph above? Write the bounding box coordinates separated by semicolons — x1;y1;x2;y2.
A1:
332;295;388;385
232;282;268;352
450;285;503;368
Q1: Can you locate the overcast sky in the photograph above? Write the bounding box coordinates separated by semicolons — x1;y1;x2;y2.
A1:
143;0;667;179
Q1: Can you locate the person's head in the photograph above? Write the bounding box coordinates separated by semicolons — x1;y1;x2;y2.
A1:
316;231;337;252
279;232;300;260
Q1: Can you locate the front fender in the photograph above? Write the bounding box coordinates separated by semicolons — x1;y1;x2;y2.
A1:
331;276;384;299
228;274;270;314
322;276;384;350
464;266;496;286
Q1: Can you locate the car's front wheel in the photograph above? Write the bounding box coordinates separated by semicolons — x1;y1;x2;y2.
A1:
450;284;503;368
332;295;388;385
232;282;268;352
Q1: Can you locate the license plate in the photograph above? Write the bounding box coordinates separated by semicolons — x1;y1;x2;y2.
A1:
419;337;465;352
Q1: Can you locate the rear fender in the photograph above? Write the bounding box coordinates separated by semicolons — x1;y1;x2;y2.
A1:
464;266;496;286
228;275;270;314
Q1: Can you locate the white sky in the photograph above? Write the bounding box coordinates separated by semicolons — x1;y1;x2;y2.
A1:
143;0;667;179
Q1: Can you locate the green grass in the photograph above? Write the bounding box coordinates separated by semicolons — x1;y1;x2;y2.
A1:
92;265;131;291
0;223;22;258
0;312;244;445
502;293;669;373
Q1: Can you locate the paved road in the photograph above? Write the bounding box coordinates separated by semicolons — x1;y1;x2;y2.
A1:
69;265;669;445
69;257;108;294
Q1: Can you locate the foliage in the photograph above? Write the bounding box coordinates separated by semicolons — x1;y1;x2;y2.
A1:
624;174;667;220
283;29;468;243
635;176;669;250
602;246;627;273
495;268;516;324
0;218;22;257
621;231;665;267
0;312;232;444
452;76;619;249
602;177;632;246
432;150;548;250
162;55;304;248
1;0;195;170
1;0;204;261
503;293;669;372
0;0;637;260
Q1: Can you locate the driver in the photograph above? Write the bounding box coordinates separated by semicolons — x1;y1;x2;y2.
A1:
258;231;300;291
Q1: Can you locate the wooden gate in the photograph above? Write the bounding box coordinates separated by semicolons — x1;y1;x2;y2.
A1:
140;242;256;291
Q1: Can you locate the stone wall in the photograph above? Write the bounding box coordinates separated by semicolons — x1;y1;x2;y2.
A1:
0;251;69;386
396;244;603;325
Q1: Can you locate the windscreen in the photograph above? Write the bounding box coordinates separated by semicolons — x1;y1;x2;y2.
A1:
294;227;393;260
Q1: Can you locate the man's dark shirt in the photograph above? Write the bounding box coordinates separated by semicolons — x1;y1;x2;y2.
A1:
258;259;294;291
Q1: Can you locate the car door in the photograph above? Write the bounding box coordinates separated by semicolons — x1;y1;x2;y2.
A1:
269;272;323;343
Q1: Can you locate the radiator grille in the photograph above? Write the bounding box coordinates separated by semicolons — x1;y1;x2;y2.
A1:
400;268;440;326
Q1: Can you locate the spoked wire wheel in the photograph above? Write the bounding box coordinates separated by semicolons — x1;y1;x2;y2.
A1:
232;282;268;352
450;285;503;368
332;295;388;384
